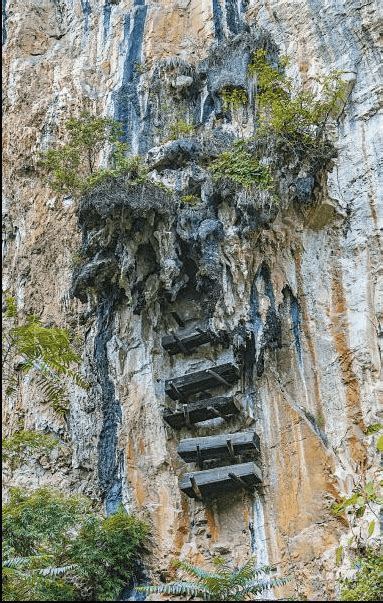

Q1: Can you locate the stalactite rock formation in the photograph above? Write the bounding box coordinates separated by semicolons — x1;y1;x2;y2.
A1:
2;1;382;600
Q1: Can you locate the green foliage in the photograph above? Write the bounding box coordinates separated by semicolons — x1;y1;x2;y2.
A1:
335;545;344;566
220;86;248;110
364;423;382;436
167;119;195;141
69;507;149;600
331;481;383;520
2;295;88;415
2;430;58;467
248;49;347;145
209;140;273;190
340;548;383;601
39;113;146;198
2;489;148;601
3;488;90;557
139;556;287;601
2;551;76;602
180;194;201;205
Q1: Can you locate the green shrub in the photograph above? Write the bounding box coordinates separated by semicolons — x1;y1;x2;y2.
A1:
139;556;288;600
167;119;195;141
3;488;90;557
180;194;201;205
209;140;273;190
340;549;383;601
2;430;58;467
3;299;88;415
39;113;146;198
2;488;149;601
220;86;248;110
69;507;149;600
248;49;347;146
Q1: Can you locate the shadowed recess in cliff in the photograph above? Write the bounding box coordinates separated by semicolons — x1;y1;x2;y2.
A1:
80;0;92;32
212;0;224;40
103;2;112;41
94;294;123;514
283;286;303;366
113;0;148;148
247;263;282;379
2;0;7;45
224;0;248;35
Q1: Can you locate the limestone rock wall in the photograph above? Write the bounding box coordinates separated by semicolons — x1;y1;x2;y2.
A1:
2;1;382;600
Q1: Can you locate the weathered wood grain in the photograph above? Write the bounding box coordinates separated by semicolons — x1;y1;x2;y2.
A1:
162;396;240;428
177;431;260;462
165;363;239;400
179;462;262;499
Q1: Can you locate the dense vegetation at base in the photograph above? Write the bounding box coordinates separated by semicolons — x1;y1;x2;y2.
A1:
2;488;148;601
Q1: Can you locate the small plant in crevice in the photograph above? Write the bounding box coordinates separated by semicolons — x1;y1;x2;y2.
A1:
2;488;149;601
2;430;58;469
248;49;348;151
2;293;88;415
209;140;273;191
180;194;201;205
38;113;147;199
339;548;383;601
331;425;383;601
166;118;195;141
220;86;248;111
139;556;288;601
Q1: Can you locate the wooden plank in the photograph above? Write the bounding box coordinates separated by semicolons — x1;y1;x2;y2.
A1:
165;363;239;400
162;323;212;355
179;462;262;499
162;396;240;428
177;431;260;463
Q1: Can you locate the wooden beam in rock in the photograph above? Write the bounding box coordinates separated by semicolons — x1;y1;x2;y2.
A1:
177;431;260;463
179;462;262;499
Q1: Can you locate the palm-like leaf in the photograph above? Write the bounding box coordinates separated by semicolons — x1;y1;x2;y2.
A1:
139;556;287;601
3;300;88;414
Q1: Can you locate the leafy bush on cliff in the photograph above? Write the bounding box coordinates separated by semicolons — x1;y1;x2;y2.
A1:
220;86;248;111
340;548;383;601
249;49;348;147
166;118;195;141
39;113;147;198
2;430;58;468
139;556;287;600
2;294;87;415
209;140;273;190
2;488;149;601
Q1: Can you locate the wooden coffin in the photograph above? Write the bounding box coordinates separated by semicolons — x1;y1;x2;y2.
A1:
179;462;262;499
162;323;212;355
162;396;240;428
165;363;239;400
177;431;260;463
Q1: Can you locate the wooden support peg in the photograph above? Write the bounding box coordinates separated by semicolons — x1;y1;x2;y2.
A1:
226;438;235;460
183;404;191;428
196;445;203;470
207;368;231;388
207;405;230;422
170;329;189;355
228;472;254;494
171;311;185;328
170;381;188;403
190;476;203;500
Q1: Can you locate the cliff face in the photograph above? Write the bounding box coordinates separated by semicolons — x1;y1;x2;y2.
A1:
2;1;382;600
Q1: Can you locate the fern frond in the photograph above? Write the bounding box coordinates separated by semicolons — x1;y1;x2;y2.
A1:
35;372;69;413
175;559;222;581
138;581;210;598
37;564;77;576
237;575;289;594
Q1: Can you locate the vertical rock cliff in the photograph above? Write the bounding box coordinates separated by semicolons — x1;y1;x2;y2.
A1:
2;1;382;600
